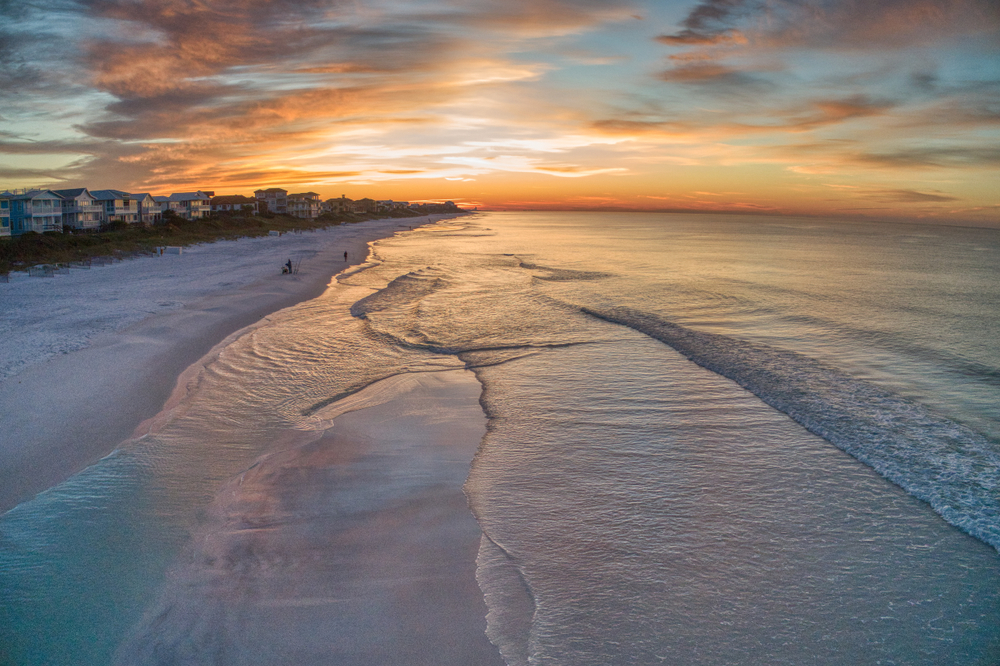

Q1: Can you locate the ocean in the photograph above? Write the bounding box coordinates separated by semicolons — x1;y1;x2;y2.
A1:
1;212;999;664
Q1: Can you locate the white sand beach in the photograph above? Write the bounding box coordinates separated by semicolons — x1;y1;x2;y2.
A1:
0;215;451;512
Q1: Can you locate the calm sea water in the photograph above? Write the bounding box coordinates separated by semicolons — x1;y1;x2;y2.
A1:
1;212;999;664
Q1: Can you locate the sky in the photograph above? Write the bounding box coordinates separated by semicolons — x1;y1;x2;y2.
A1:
1;0;998;223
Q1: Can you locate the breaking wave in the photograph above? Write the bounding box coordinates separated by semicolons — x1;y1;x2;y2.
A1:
583;305;1000;552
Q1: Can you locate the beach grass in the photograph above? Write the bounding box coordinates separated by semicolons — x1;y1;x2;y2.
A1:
0;208;428;274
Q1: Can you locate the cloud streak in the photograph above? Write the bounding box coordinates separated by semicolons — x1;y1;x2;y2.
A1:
659;0;999;50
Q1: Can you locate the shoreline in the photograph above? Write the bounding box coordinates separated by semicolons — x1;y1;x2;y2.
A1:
113;369;504;665
0;214;459;513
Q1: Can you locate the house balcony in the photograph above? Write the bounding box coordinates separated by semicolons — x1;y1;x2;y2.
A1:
29;215;62;232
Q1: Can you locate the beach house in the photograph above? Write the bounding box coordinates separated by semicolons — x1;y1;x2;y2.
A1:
91;190;140;225
350;198;377;214
211;195;258;215
374;200;409;212
131;193;161;225
254;188;288;215
52;188;103;231
288;192;321;219
153;196;179;219
156;192;211;220
0;194;10;237
7;190;64;235
324;196;352;214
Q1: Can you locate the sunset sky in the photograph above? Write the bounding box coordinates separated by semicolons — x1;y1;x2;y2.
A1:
1;0;998;222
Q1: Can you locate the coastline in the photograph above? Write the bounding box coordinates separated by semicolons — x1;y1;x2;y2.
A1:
0;214;456;513
113;370;504;665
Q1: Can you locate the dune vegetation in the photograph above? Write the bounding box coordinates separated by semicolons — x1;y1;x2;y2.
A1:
0;208;428;275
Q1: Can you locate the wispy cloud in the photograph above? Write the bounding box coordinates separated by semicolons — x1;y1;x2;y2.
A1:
658;0;998;50
849;187;960;203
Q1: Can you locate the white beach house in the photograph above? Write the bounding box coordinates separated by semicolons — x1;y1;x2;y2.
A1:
130;193;161;225
52;188;104;231
156;192;211;220
254;188;288;215
288;192;321;219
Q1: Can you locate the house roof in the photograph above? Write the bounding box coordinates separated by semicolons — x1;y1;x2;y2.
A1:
168;191;210;201
211;195;256;204
90;189;130;201
51;188;90;198
254;188;288;195
9;189;62;200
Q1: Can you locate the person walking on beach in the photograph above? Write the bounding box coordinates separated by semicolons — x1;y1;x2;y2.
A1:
344;251;348;261
284;259;292;274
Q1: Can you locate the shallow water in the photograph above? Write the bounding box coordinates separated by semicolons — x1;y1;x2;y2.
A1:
360;213;1000;664
2;212;999;664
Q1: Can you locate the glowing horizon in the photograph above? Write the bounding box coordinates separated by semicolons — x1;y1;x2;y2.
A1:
1;0;998;225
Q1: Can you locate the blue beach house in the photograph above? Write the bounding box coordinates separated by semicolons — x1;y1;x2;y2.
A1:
7;190;64;235
0;194;10;237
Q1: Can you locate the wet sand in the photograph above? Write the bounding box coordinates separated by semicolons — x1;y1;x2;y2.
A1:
113;370;504;665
